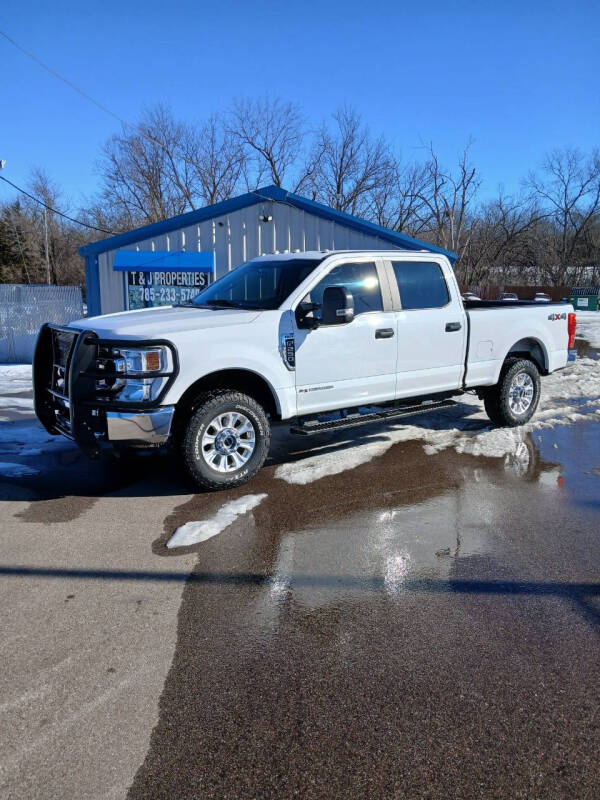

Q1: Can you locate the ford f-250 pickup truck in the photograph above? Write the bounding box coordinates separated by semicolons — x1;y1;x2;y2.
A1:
33;250;577;490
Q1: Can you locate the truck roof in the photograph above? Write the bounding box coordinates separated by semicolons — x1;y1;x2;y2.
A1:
252;249;437;261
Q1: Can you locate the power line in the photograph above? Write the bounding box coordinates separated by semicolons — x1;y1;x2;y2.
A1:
0;28;174;155
0;175;114;234
0;28;129;128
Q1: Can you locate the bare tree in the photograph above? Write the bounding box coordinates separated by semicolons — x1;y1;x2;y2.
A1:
182;114;246;205
458;192;540;286
28;169;89;285
525;146;600;284
98;105;195;225
0;170;89;285
27;168;63;283
229;97;313;190
309;106;395;216
368;160;433;234
409;141;481;261
4;94;600;297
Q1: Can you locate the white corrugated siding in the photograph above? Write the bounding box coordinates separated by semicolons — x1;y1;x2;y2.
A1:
96;200;405;314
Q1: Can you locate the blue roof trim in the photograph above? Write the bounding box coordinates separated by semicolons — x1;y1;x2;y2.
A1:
79;184;457;264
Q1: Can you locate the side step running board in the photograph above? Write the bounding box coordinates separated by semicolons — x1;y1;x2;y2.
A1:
290;399;457;436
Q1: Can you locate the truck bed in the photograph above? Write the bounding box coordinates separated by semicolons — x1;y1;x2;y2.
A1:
463;301;572;389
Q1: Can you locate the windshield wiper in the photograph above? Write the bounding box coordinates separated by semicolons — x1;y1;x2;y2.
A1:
195;299;249;309
205;299;243;308
171;301;243;309
173;299;263;310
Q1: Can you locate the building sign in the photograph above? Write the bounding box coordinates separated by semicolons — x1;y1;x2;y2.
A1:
126;270;211;309
113;250;215;310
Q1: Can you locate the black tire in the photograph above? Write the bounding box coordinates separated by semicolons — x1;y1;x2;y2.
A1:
483;358;541;427
180;390;270;490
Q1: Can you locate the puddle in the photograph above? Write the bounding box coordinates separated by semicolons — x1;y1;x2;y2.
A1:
532;420;600;508
574;335;600;359
130;426;600;800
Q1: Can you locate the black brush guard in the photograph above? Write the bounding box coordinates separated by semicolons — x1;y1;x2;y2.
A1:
33;323;178;458
33;324;101;456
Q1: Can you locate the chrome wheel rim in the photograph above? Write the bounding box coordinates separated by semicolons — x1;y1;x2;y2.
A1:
201;411;256;473
508;372;534;415
505;441;531;476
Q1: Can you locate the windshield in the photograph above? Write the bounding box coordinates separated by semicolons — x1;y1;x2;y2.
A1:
188;257;324;310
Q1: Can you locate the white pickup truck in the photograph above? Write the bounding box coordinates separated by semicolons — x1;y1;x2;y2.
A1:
33;250;577;489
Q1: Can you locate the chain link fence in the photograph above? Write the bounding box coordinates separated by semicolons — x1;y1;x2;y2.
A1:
0;284;84;363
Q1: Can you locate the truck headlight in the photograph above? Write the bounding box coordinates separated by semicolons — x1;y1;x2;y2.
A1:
95;345;172;403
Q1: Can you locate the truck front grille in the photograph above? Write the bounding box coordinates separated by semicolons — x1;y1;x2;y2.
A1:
51;328;78;397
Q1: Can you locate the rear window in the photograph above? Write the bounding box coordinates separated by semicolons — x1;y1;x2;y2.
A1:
391;261;449;310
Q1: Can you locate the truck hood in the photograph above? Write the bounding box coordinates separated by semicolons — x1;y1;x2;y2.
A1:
70;305;262;339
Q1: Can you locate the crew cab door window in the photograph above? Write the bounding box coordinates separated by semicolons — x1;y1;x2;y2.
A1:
391;261;449;309
307;262;383;320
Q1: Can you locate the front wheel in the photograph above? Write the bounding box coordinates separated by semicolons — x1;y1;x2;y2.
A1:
483;358;541;427
180;390;270;490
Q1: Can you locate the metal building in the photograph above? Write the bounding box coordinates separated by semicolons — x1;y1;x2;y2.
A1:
79;184;456;317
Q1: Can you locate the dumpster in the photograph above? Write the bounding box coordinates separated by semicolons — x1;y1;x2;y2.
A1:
569;286;600;311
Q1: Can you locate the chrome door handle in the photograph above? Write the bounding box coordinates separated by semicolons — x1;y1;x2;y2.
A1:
375;328;395;339
445;322;462;332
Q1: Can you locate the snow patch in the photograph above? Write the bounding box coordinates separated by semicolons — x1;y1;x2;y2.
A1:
0;396;34;409
0;364;33;394
0;365;34;421
275;356;600;485
167;493;267;548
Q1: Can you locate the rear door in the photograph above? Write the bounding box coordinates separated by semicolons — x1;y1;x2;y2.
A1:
385;257;466;397
293;259;398;414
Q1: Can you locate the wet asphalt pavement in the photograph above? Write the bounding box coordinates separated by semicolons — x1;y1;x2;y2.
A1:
1;354;600;798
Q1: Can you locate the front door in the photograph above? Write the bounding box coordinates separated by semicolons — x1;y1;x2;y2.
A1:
294;260;397;415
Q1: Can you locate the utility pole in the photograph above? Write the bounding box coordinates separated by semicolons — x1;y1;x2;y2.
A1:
43;208;51;284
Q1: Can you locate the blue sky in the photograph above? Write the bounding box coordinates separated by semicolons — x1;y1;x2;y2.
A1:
1;0;599;212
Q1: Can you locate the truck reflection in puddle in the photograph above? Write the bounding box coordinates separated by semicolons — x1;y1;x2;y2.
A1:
250;434;565;629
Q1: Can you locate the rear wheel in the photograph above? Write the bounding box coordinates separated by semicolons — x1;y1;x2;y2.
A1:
483;358;541;427
180;390;270;490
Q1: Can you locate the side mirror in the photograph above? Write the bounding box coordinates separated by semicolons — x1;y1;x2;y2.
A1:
321;286;355;325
